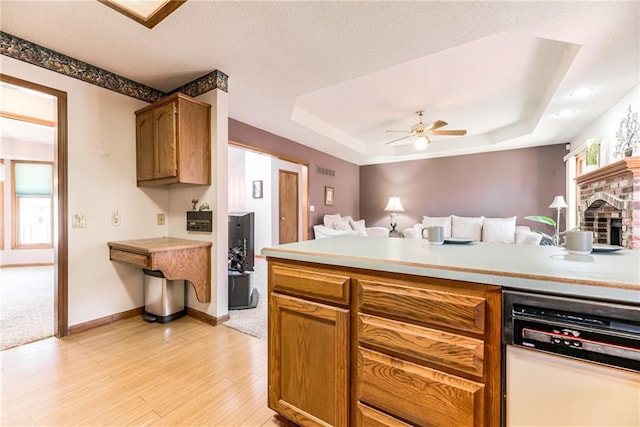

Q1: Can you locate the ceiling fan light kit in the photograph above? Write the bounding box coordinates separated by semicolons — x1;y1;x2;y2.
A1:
414;135;429;150
385;110;467;150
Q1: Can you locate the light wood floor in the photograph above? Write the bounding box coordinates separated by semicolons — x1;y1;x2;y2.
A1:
1;316;290;426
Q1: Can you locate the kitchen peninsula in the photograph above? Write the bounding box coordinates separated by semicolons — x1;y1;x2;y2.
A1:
262;236;639;427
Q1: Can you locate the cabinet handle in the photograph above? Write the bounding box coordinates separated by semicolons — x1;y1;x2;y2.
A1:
281;217;285;220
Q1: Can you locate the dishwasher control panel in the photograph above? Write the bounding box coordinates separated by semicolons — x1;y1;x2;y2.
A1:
504;290;640;372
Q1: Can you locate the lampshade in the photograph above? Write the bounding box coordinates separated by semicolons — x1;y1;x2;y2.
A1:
549;195;568;209
414;135;429;151
384;196;405;212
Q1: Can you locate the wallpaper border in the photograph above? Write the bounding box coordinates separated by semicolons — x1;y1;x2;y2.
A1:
1;31;228;103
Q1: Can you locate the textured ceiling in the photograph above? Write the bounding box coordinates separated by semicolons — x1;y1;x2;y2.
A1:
1;1;638;165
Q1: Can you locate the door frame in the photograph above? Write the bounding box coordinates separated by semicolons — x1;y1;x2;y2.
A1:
1;74;69;337
229;140;309;240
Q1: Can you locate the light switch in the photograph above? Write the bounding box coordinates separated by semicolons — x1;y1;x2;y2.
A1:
72;214;86;228
112;210;121;226
310;205;315;212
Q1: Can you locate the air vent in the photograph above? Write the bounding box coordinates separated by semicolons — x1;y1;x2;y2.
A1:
316;166;335;177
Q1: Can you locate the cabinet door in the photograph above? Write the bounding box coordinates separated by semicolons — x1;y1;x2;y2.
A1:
153;102;177;179
269;293;349;427
136;109;155;181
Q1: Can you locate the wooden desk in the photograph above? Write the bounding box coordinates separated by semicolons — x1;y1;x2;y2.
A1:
108;237;212;303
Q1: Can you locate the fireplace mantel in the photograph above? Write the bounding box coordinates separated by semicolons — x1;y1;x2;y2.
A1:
576;156;640;185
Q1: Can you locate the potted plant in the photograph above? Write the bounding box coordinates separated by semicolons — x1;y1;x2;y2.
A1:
524;215;556;245
614;105;639;158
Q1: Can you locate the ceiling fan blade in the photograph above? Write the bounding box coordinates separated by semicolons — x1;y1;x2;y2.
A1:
425;120;448;131
431;129;467;136
384;134;413;145
385;129;412;133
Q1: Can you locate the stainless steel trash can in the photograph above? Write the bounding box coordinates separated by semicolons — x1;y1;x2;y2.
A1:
142;269;186;323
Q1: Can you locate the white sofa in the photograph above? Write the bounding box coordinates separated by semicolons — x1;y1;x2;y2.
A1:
313;214;390;239
402;215;542;245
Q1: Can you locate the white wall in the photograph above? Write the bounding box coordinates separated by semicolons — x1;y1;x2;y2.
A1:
228;146;246;212
571;85;640;165
246;152;272;253
1;56;171;326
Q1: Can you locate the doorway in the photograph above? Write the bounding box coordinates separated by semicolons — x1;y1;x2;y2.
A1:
0;74;68;341
228;141;308;250
278;169;298;244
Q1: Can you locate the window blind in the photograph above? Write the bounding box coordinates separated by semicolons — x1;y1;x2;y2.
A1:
14;162;52;196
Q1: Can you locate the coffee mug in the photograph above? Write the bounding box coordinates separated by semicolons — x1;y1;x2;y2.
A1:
565;230;593;254
426;226;444;245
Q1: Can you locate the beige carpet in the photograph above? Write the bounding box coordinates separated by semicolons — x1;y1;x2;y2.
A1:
223;257;267;340
0;266;54;350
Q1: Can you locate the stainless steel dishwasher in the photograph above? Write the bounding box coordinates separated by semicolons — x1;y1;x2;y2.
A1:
503;290;640;427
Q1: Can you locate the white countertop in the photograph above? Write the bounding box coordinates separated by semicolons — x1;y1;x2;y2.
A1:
261;237;640;304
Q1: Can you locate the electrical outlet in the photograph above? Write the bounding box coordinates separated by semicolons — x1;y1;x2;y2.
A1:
112;210;121;226
72;214;86;228
157;213;166;225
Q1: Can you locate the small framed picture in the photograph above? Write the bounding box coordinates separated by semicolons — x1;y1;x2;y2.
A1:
252;180;263;198
324;186;334;206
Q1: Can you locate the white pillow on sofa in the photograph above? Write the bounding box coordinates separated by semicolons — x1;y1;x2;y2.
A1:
349;219;366;233
333;220;352;231
422;216;452;238
323;214;342;228
451;215;484;241
482;217;517;243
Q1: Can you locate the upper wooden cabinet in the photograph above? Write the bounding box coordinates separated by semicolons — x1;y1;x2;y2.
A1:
135;93;211;186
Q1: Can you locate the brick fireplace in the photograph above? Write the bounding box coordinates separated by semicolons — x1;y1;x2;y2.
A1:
576;157;640;249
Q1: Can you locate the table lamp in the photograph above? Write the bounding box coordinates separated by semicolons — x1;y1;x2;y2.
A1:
384;196;405;233
549;195;569;245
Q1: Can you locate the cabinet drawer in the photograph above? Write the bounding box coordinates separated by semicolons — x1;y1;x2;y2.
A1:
358;313;484;378
357;347;484;427
357;279;485;334
356;402;411;427
110;249;149;268
271;265;350;305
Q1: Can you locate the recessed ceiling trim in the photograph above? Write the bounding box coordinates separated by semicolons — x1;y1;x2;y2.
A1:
98;0;186;29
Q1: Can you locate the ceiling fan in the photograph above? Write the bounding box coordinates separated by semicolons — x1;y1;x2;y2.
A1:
384;110;467;150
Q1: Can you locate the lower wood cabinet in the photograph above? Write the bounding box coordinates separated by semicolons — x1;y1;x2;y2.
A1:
268;292;349;427
267;259;501;427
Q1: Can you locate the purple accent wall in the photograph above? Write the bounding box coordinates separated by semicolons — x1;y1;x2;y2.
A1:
229;119;360;237
360;144;567;233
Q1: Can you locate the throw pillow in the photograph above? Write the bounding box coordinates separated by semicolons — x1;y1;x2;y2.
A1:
422;216;452;238
349;219;366;232
451;215;484;241
323;213;342;228
333;220;352;231
482;217;517;243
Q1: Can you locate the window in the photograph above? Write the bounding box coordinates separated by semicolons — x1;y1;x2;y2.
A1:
12;161;53;248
